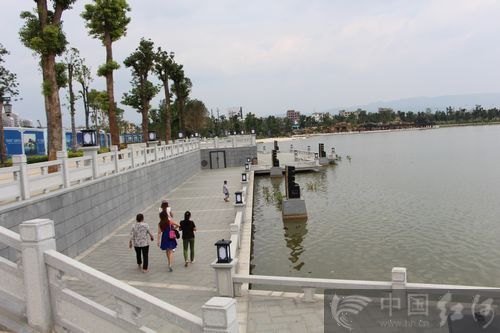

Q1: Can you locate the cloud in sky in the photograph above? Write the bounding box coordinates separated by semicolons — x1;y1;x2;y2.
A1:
1;0;500;127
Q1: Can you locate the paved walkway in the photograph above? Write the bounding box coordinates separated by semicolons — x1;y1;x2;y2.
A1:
73;167;243;331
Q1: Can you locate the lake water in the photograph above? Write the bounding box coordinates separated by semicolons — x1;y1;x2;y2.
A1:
251;125;500;287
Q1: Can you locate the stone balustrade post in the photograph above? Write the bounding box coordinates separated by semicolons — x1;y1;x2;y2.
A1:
231;136;236;148
202;297;238;333
20;219;57;332
130;147;135;168
81;146;99;179
56;151;70;188
12;155;30;200
143;147;148;165
163;143;168;159
211;258;238;297
110;145;119;173
391;267;407;309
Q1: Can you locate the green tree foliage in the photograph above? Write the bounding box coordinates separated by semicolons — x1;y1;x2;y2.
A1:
184;99;209;135
75;59;92;129
154;48;175;143
63;47;81;152
170;62;192;133
19;0;76;163
81;0;131;147
0;44;20;165
122;38;159;142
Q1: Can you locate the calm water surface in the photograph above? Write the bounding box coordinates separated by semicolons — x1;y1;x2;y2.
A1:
251;126;500;287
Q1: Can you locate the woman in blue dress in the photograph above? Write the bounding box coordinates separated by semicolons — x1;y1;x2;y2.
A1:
157;206;179;272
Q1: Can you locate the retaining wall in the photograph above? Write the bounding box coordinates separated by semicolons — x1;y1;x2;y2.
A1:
200;146;258;169
0;151;200;259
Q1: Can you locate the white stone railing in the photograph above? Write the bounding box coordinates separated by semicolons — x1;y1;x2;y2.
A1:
0;140;202;204
0;220;239;333
199;134;256;149
230;269;498;302
0;226;25;328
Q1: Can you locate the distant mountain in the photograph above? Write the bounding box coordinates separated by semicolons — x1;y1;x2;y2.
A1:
324;92;500;114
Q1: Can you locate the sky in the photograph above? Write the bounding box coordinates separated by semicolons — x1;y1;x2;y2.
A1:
1;0;500;127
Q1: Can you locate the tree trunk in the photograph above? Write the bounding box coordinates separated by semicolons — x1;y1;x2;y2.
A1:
141;98;149;143
0;101;6;165
104;31;119;148
42;53;63;169
68;64;77;152
163;82;171;143
179;96;185;133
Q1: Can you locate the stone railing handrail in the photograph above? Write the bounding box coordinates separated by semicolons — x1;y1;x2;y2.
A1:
233;274;392;290
44;249;204;332
199;134;256;149
0;226;21;251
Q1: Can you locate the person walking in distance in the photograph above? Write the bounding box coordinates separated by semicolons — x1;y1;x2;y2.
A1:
223;180;229;202
180;211;197;267
129;214;154;273
157;204;179;272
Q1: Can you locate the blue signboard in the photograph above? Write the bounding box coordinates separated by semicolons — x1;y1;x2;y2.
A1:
5;129;23;156
24;130;46;155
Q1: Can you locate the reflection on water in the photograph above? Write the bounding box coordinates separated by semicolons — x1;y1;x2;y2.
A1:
283;219;308;271
251;126;500;287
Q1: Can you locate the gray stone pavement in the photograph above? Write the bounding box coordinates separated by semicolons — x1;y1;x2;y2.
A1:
72;167;243;330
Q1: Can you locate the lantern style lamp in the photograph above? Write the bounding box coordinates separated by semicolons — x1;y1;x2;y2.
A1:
233;131;237;135
331;147;336;154
148;131;156;141
244;163;250;172
240;130;244;135
195;132;199;138
246;157;251;163
3;99;12;116
215;239;232;263
314;153;319;159
307;146;311;152
235;191;243;205
241;173;248;182
251;129;255;134
81;129;97;147
178;132;184;139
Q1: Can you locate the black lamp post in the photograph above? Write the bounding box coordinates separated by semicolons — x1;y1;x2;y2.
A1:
215;239;232;263
148;131;156;141
81;129;97;147
178;131;184;139
244;163;250;172
3;100;12;117
241;173;247;182
235;191;243;204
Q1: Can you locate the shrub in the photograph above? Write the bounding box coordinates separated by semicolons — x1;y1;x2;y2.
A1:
98;147;110;154
68;150;83;158
27;155;48;164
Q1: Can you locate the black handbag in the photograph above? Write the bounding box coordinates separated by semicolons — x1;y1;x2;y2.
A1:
174;229;180;239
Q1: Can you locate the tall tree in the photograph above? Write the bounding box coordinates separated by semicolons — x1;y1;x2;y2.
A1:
122;38;159;142
88;89;108;145
19;0;76;162
75;59;92;129
184;99;208;135
154;48;175;143
63;47;80;152
0;44;20;166
81;0;131;147
171;63;191;135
